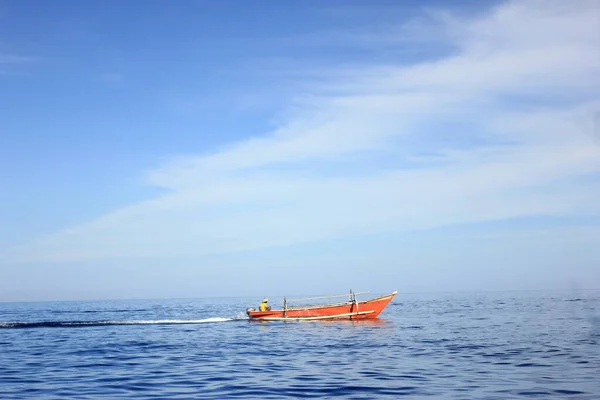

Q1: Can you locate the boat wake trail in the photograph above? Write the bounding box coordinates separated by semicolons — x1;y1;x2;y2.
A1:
0;317;239;329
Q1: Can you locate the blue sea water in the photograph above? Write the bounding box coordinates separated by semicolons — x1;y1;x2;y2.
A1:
1;290;599;399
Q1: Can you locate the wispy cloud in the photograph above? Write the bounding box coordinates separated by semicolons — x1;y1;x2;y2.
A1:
5;0;600;263
0;53;37;74
0;54;35;64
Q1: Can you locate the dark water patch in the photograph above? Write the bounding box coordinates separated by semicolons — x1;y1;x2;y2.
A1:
75;362;115;369
395;374;429;381
498;388;590;398
446;343;490;351
0;317;234;329
554;389;586;395
96;376;133;383
518;390;552;396
515;362;552;367
0;377;46;384
420;338;451;344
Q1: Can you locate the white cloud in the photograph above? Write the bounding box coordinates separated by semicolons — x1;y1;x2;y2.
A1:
5;0;600;263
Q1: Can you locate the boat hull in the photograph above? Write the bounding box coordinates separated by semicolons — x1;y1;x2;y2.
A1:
246;291;398;321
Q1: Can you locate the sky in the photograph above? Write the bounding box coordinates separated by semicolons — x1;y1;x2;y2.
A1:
1;0;599;302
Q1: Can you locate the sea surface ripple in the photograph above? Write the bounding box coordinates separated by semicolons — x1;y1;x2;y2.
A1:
1;290;598;399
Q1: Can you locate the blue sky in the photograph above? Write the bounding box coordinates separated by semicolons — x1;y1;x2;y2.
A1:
1;0;599;301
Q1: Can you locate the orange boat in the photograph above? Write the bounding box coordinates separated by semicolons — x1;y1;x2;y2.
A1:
246;290;398;321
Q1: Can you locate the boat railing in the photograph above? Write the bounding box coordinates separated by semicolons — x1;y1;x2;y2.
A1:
285;291;370;304
282;290;369;312
285;300;350;310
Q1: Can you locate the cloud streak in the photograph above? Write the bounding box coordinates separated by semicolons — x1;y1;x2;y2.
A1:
0;53;37;74
5;0;600;263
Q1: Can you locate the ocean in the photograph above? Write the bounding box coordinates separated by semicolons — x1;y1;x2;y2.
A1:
1;290;598;399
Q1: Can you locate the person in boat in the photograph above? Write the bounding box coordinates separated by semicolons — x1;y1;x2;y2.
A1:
259;298;271;312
